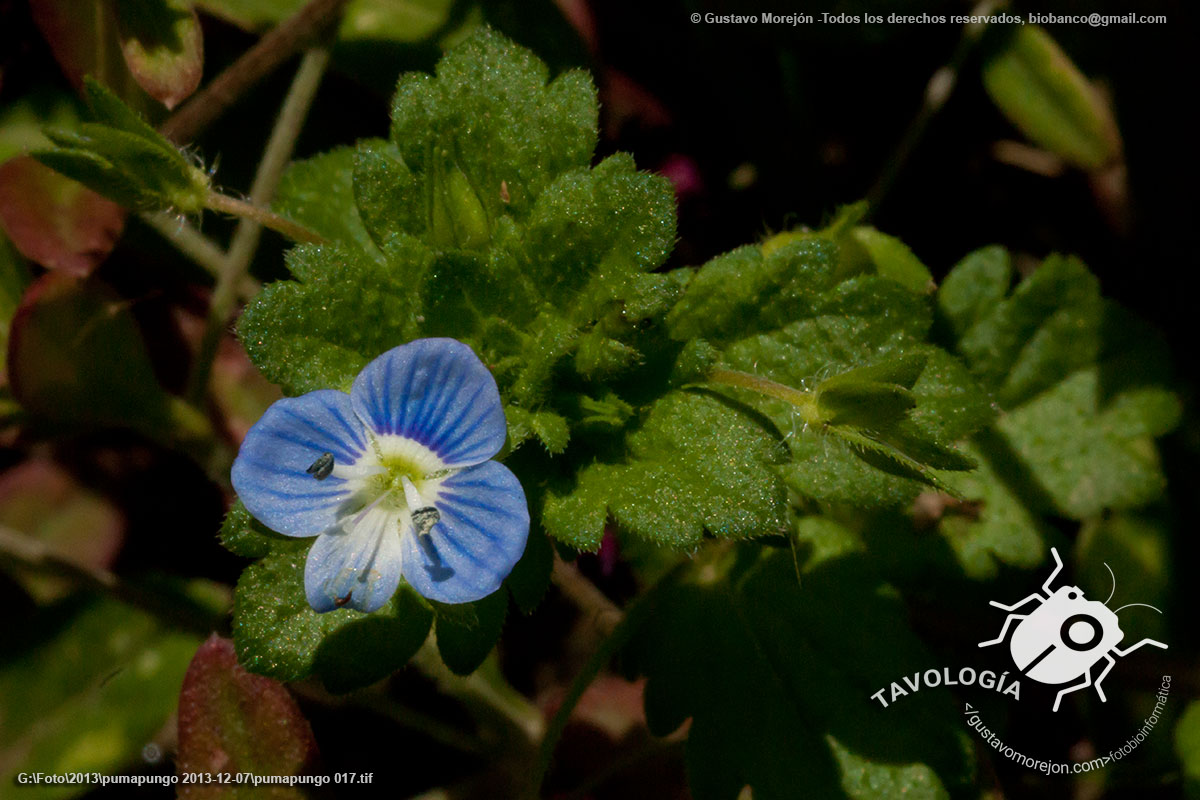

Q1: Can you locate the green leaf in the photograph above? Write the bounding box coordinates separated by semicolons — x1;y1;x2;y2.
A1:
33;79;209;213
219;498;304;559
957;254;1103;408
237;242;426;395
543;391;789;550
231;546;434;690
114;0;204;110
934;246;1012;345
0;599;199;797
705;254;988;507
177;636;317;799
274;144;381;257
997;367;1176;517
433;589;508;675
935;250;1180;564
934;438;1049;579
1176;701;1200;799
845;226;934;294
505;405;570;454
622;539;972;800
666;239;838;345
982;25;1120;171
524;153;676;306
389;27;597;223
233;547;433;689
352;139;425;249
505;527;553;614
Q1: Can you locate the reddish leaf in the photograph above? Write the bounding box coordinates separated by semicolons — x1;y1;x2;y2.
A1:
29;0;126;91
0;457;124;602
0;156;125;275
6;273;169;430
177;635;319;798
115;0;204;110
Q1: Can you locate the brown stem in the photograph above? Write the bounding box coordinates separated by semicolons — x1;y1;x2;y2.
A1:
551;552;623;638
188;46;331;403
159;0;350;144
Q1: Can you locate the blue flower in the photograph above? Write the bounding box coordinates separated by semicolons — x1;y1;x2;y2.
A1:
232;338;529;613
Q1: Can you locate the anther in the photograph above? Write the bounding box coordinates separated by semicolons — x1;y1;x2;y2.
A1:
411;506;441;537
401;475;440;536
306;452;334;480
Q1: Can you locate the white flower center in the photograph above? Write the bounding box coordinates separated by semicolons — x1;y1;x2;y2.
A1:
329;432;451;539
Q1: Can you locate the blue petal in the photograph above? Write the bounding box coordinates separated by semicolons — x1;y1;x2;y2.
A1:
401;461;529;603
351;338;507;467
232;389;369;537
305;508;402;613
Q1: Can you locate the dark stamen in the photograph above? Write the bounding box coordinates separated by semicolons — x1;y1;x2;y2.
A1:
306;452;334;480
334;591;353;607
412;506;440;537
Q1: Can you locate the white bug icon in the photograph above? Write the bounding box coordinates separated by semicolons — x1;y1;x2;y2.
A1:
979;547;1166;712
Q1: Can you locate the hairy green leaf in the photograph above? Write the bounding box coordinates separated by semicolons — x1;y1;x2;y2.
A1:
233;547;433;688
622;538;973;800
543;391;788;549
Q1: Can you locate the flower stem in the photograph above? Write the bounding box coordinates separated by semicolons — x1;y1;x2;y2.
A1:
186;46;331;404
551;552;623;638
528;558;692;799
204;192;326;245
160;0;351;144
706;367;821;425
410;641;546;746
138;212;259;303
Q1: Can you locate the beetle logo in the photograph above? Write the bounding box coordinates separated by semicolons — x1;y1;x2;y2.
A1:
979;547;1166;712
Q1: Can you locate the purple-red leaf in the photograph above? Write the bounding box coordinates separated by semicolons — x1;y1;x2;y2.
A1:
115;0;205;110
0;457;125;602
0;156;125;275
29;0;128;92
177;635;319;798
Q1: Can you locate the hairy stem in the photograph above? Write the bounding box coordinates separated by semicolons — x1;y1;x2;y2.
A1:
160;0;350;144
706;368;820;423
204;192;326;245
187;46;331;403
